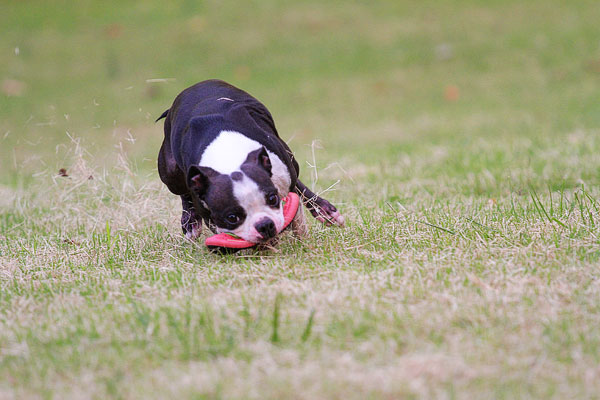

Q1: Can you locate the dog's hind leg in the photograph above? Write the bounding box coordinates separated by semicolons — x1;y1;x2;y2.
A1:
294;180;345;226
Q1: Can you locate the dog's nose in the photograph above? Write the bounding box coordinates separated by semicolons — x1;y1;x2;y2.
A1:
255;218;276;240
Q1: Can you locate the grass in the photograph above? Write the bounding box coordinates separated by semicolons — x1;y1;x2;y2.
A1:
1;0;600;398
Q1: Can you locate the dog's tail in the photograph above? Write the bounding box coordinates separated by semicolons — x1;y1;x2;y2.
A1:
155;109;169;122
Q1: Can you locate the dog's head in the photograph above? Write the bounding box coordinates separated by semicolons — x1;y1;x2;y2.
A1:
187;147;285;243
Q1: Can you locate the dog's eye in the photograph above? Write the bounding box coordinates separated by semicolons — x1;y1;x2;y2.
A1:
226;214;240;224
267;193;279;207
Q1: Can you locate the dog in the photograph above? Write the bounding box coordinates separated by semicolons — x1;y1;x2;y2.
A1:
157;79;344;243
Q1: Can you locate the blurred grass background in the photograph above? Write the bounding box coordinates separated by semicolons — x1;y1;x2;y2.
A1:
2;1;600;398
2;0;599;188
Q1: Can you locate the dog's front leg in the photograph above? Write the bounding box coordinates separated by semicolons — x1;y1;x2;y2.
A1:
181;193;202;240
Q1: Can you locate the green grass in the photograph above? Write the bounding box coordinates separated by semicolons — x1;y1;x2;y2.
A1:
2;0;600;398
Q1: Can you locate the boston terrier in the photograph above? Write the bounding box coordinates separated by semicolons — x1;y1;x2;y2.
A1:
157;79;344;243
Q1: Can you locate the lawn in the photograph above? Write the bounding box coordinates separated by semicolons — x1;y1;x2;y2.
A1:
1;0;600;398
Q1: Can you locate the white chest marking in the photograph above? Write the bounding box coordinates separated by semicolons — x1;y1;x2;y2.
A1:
200;131;261;174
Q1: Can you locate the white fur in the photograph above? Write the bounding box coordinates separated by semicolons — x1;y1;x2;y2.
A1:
268;152;291;197
200;131;261;174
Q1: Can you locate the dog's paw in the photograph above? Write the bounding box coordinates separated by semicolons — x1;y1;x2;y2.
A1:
315;209;345;226
309;199;345;227
182;214;202;241
317;209;345;226
184;225;202;241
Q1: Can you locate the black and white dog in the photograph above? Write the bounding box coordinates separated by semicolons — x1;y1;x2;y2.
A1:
157;79;344;243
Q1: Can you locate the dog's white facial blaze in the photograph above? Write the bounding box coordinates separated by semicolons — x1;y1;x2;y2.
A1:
216;174;284;243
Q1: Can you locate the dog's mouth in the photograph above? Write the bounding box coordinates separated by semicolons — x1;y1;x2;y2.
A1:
217;230;263;243
223;227;281;244
244;233;277;244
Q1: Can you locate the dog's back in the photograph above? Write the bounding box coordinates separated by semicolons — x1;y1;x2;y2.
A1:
159;80;297;180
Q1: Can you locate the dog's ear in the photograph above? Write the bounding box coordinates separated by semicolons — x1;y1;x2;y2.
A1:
187;165;219;194
245;147;272;175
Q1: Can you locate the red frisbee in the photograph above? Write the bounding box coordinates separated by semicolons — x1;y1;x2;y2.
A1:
205;191;300;250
